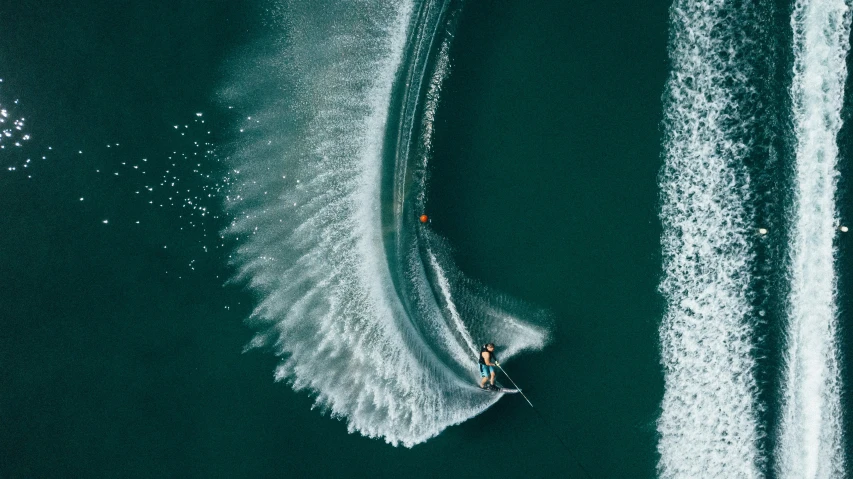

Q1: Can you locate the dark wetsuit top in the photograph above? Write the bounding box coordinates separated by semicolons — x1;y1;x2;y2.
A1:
478;347;497;365
479;347;497;378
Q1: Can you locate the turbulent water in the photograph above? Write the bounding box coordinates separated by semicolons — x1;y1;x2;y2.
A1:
220;0;548;447
777;0;850;477
657;1;765;477
660;0;852;477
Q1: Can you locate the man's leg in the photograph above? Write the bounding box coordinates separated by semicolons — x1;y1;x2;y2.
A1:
490;369;496;386
480;376;488;388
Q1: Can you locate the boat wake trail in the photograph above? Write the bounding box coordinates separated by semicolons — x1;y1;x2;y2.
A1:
220;0;549;447
777;1;850;477
658;1;767;476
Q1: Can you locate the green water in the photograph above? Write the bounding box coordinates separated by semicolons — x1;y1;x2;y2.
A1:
1;0;673;477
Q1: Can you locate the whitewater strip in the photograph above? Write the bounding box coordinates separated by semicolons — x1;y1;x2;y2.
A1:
777;1;850;477
658;1;763;477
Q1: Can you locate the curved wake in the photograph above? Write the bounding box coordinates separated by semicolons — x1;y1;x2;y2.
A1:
220;0;549;447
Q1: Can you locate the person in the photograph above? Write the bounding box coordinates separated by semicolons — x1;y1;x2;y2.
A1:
479;343;499;390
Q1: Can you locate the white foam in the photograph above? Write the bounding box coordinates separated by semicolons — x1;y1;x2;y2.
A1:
658;1;763;476
777;1;849;477
222;0;548;447
415;37;451;205
426;249;479;359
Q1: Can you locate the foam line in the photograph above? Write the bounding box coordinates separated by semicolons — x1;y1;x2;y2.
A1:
777;1;850;477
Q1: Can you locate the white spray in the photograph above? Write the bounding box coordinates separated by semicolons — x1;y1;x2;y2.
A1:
222;0;548;447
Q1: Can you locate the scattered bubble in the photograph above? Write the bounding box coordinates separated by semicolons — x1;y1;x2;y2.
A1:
1;107;239;279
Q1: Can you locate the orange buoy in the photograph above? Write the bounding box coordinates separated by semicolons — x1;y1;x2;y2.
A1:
419;214;429;223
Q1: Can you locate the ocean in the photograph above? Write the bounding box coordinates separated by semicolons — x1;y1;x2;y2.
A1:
1;0;851;478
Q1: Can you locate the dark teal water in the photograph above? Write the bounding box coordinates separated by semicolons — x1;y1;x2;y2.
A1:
427;0;668;475
3;0;658;477
3;0;852;477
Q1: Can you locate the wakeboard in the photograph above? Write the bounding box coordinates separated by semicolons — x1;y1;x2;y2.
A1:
480;383;519;394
